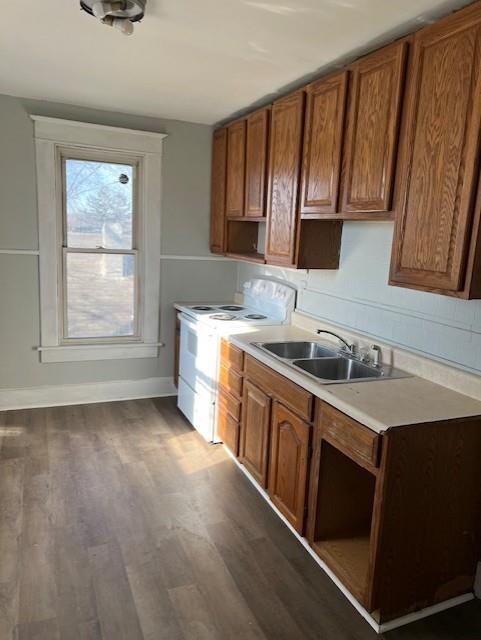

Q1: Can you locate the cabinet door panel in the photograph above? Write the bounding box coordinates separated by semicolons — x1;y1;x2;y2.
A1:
266;91;305;266
390;8;481;292
226;120;246;218
217;400;240;456
301;71;348;215
210;128;227;253
239;380;271;487
245;108;270;217
341;40;408;214
268;402;311;534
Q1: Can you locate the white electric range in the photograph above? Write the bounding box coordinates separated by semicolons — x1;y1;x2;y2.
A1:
176;279;296;442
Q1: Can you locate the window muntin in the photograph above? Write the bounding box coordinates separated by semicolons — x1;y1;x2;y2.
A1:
60;152;141;342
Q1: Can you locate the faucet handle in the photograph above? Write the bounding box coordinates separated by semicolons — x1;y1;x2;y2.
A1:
370;344;381;367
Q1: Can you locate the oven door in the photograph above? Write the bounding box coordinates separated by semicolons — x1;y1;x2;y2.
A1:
177;377;216;442
179;313;218;394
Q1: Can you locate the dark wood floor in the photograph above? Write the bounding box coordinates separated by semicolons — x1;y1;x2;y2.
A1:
1;397;480;639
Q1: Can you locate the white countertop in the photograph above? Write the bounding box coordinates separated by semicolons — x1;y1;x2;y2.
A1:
222;324;481;433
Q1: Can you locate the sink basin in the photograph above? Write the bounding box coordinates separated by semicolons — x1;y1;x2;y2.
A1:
257;341;337;359
252;339;410;384
292;357;383;382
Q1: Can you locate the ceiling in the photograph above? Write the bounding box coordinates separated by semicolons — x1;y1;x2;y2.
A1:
0;0;473;125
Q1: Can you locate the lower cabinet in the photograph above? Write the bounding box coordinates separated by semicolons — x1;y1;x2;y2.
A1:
217;396;239;456
221;345;481;623
216;338;244;455
268;401;312;534
239;379;272;487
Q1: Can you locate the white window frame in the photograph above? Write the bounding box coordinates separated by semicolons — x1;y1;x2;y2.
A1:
33;116;166;362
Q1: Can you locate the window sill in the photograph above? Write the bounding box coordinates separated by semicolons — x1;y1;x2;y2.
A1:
38;343;163;363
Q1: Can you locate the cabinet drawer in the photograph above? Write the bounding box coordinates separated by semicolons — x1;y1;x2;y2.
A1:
320;403;380;468
219;364;243;398
217;404;240;456
244;354;313;422
220;339;244;372
218;388;241;422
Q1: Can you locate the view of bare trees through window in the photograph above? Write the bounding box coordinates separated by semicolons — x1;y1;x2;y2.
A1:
64;159;137;339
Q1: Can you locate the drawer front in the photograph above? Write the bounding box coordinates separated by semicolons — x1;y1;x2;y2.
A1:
218;388;241;422
320;403;380;468
217;403;240;456
244;354;313;422
219;364;243;398
220;339;244;372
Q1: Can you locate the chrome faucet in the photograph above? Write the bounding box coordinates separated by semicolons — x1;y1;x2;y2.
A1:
317;329;355;355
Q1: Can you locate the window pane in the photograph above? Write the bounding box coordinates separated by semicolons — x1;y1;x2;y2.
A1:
66;253;136;338
65;159;134;249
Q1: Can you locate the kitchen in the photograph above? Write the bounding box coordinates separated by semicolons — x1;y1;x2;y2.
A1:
1;1;481;638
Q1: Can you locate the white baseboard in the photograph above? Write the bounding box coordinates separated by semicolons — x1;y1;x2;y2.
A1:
0;376;177;411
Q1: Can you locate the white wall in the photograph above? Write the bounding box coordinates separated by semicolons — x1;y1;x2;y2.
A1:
0;94;237;391
237;222;481;376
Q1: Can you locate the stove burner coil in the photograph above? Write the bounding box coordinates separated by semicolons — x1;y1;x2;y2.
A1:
245;314;267;320
219;305;244;311
191;305;214;311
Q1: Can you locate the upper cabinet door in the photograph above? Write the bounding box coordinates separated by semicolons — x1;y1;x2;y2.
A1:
245;108;270;218
210;128;227;253
226;120;246;218
341;40;408;216
300;71;348;215
266;91;305;266
390;5;481;293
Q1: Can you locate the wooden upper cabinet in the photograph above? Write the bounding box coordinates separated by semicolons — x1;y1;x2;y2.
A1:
239;380;272;487
226;119;246;218
268;402;312;534
300;71;348;216
245;108;270;218
340;39;408;217
266;91;305;266
210;128;227;253
390;3;481;296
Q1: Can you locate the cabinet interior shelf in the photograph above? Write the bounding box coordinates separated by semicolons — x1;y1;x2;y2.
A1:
312;533;370;599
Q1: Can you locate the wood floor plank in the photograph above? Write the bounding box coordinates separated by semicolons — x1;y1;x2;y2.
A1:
17;539;57;625
207;519;305;640
1;398;481;640
125;556;185;640
0;456;24;638
1;410;28;461
177;526;267;639
53;525;99;638
16;617;60;640
168;583;222;640
88;542;144;640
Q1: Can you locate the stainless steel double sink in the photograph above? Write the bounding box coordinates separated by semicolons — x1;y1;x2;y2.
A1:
252;341;410;384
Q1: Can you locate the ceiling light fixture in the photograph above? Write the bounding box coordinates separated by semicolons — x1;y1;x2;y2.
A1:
80;0;146;36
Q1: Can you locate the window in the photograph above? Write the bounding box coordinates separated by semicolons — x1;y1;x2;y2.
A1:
62;153;138;341
33;117;166;362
